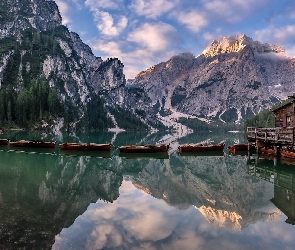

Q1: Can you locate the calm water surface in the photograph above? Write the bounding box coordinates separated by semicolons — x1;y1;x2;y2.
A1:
1;131;295;249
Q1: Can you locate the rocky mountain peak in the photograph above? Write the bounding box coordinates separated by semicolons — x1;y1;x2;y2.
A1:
201;34;285;57
0;0;62;39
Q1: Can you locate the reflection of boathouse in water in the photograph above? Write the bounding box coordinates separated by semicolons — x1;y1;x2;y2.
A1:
247;156;295;225
247;94;295;155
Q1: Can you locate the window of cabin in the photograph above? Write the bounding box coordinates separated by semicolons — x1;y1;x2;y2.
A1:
287;116;292;127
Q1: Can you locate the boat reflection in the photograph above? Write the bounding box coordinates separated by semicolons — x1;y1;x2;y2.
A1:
59;149;111;158
8;146;56;154
0;145;8;151
178;150;224;157
119;152;169;159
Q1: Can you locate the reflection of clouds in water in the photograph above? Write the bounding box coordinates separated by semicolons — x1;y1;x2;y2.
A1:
122;210;175;241
53;180;295;250
53;180;204;249
87;223;122;249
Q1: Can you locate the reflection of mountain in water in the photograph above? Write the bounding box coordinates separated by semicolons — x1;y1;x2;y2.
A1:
248;155;295;226
127;153;281;230
0;150;122;249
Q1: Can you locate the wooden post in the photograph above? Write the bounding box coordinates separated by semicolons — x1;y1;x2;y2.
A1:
274;157;277;167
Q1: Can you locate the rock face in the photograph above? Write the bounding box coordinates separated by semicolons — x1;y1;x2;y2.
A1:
1;0;295;131
127;34;295;124
0;0;128;131
0;0;62;39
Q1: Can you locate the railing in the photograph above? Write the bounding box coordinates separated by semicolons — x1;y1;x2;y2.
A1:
247;127;295;145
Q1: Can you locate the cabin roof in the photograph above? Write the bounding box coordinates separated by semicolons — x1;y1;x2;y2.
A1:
271;94;295;113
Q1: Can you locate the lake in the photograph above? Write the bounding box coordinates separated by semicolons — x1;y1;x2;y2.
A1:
1;131;295;250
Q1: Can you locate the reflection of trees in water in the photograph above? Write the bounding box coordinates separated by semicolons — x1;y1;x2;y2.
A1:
0;151;122;249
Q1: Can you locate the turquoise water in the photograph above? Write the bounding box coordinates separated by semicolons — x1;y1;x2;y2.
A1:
1;131;295;249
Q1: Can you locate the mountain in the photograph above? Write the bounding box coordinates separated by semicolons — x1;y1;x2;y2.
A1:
0;0;148;132
125;34;295;127
1;1;295;132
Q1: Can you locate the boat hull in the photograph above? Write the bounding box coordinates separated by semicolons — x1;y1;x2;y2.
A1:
10;140;56;148
228;144;255;151
0;139;9;145
178;143;224;153
119;144;169;153
59;143;112;151
280;149;295;159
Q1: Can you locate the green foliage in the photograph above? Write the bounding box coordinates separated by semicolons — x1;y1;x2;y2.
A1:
244;98;291;129
108;106;148;131
0;79;64;128
220;108;239;123
85;97;114;130
178;117;243;132
244;109;275;129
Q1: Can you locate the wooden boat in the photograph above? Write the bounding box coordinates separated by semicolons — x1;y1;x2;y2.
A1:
10;140;56;148
59;142;112;151
178;143;225;153
280;149;295;159
260;147;275;155
118;144;169;153
228;144;255;152
0;138;9;145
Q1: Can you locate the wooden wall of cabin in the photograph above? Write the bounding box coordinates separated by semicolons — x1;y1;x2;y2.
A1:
274;103;295;128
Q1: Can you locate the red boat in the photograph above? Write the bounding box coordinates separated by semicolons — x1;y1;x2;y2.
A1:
10;140;56;148
280;149;295;159
228;144;255;152
260;147;275;155
59;142;112;151
119;144;169;153
178;143;225;153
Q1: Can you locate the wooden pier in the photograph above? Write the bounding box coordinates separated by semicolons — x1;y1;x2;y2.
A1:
247;127;295;146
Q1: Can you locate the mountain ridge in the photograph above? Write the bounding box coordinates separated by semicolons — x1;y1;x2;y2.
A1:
123;34;295;127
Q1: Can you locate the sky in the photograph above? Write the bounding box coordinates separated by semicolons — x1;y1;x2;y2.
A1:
54;0;295;79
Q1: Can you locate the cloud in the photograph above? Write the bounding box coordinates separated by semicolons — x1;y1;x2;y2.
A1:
55;0;71;25
93;11;128;36
129;0;179;19
203;0;268;23
85;0;122;10
175;11;208;32
127;22;179;52
90;37;177;79
255;25;295;45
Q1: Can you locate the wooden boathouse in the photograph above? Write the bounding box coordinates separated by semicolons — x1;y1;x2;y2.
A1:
247;94;295;156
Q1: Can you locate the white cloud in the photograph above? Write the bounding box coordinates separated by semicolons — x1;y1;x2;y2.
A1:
55;0;71;25
129;0;179;19
255;25;295;45
89;37;176;79
203;0;269;23
127;22;179;52
85;0;121;10
285;45;295;58
175;11;208;32
91;40;123;58
92;11;128;36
